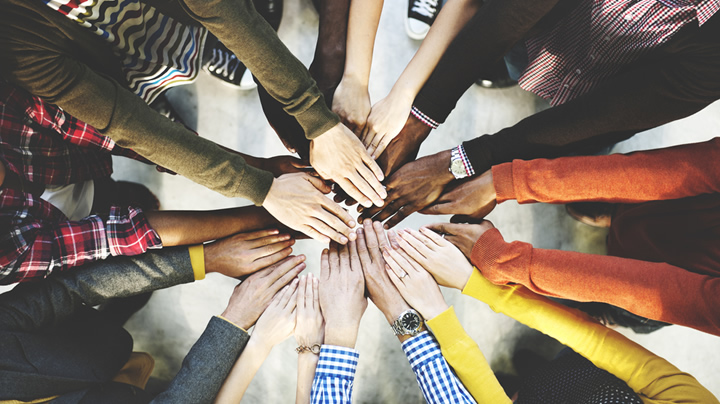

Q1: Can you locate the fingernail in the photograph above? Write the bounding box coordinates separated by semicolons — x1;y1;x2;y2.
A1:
340;236;349;244
271;229;279;234
349;220;356;227
293;278;299;284
348;233;357;241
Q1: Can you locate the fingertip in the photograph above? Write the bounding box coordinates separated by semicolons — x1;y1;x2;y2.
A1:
348;220;356;228
340;236;349;244
348;232;357;241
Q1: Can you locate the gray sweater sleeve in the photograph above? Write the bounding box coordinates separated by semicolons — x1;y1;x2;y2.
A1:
0;246;195;333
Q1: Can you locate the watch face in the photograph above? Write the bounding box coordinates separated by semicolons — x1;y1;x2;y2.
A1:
401;312;421;331
451;159;466;176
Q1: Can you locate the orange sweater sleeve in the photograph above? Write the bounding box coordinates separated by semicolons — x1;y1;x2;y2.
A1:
470;228;720;336
492;137;720;204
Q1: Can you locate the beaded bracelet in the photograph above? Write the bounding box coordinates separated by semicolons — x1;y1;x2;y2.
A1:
295;343;322;355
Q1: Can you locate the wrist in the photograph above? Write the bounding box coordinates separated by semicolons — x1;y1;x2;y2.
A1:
324;324;360;348
434;150;456;183
388;84;418;105
418;302;450;321
340;72;370;89
380;300;413;325
221;307;254;330
247;335;274;356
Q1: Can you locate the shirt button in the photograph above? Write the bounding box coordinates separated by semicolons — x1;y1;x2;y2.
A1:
604;36;611;41
625;13;634;20
589;54;596;60
575;69;582;74
563;84;569;88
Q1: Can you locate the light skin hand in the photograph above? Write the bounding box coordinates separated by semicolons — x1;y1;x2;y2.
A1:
251;281;299;350
203;229;295;278
421;169;497;219
423;220;496;262
309;123;387;208
392;228;473;291
362;91;414;159
356;219;413;324
332;78;372;136
295;273;324;347
360;149;454;228
319;242;368;348
383;245;449;320
221;255;306;330
263;172;357;244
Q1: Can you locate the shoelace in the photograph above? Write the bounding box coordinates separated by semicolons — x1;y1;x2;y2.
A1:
411;0;438;18
207;48;240;81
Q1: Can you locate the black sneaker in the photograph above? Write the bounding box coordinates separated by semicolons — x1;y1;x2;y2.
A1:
406;0;442;40
203;41;257;90
475;58;518;89
149;92;189;126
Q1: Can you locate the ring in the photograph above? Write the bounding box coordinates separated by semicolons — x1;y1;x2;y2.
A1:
399;272;408;279
441;234;446;239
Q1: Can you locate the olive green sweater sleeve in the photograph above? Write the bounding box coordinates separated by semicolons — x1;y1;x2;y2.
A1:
179;0;340;139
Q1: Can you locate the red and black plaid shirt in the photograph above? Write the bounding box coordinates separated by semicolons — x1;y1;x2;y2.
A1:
519;0;720;106
0;83;162;284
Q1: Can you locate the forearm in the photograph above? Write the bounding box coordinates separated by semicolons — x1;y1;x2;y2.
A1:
491;137;720;205
342;0;383;86
390;0;481;101
462;270;719;403
214;337;271;404
471;229;720;336
296;354;320;404
425;307;510;403
0;247;194;332
145;206;280;246
463;53;720;174
414;0;559;123
179;0;339;139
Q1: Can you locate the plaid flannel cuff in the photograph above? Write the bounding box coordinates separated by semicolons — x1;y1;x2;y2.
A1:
107;206;163;256
411;106;440;129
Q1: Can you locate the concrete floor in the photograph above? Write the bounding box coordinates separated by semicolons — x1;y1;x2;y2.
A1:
110;0;720;401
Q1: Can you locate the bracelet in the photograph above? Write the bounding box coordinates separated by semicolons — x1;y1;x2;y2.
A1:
295;343;322;355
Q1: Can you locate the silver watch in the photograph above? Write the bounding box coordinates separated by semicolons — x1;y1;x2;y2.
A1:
391;309;423;336
449;145;470;179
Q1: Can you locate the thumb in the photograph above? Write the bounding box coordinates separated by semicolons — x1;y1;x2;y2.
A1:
306;174;333;194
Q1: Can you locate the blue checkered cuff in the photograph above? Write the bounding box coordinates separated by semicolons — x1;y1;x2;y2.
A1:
411;106;440;129
401;331;444;371
315;345;359;378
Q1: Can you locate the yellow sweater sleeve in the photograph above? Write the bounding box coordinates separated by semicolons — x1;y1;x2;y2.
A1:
462;269;718;404
426;306;512;403
188;244;206;281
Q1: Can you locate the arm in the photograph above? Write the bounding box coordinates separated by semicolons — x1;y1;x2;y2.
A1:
310;345;359;404
295;274;323;404
462;269;719;403
400;332;477;404
0;200;162;284
214;281;298;404
426;307;511;403
470;227;720;337
491;137;720;204
331;0;384;134
362;0;482;157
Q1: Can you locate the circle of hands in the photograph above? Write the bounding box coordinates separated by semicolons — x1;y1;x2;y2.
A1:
217;218;496;365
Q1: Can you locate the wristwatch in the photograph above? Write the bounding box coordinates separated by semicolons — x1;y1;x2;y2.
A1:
391;309;424;337
449;145;474;179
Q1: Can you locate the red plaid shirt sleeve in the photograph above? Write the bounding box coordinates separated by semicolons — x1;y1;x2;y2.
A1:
0;195;162;284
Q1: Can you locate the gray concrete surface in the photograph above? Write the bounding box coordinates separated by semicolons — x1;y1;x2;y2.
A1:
110;0;720;401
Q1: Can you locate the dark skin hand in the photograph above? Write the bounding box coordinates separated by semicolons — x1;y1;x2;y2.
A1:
421;169;497;219
376;114;432;177
360;149;454;228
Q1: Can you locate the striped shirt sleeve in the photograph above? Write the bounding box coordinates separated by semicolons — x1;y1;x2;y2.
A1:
402;331;477;404
310;345;359;404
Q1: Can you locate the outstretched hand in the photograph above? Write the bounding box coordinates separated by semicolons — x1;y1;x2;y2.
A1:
375;114;431;177
362;94;413;159
421;170;497;219
295;274;324;348
423;220;496;261
204;229;295;278
252;280;299;349
221;255;306;330
332;79;371;137
360;150;454;228
263;172;357;244
310;123;386;208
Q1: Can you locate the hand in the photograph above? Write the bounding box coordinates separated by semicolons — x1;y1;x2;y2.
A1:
421;170;497;219
383;244;449;320
423;221;496;261
263;173;356;244
375;114;431;177
362;93;413;159
319;242;368;348
309;123;386;208
252;280;299;349
332;78;371;136
221;255;306;330
360;150;454;228
204;229;295;278
294;273;324;348
356;219;412;324
392;228;473;290
261;155;313;177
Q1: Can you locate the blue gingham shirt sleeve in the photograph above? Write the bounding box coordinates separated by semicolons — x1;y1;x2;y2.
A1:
402;331;477;404
310;345;359;404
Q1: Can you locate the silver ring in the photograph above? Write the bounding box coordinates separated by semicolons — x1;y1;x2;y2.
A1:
441;234;446;239
399;272;408;279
